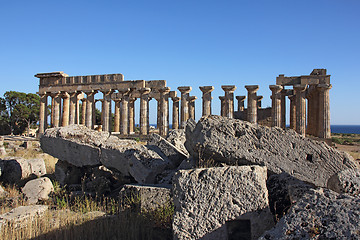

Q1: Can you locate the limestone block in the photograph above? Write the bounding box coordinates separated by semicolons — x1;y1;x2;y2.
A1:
0;137;6;157
22;177;54;204
0;157;46;184
327;168;360;197
148;133;188;168
119;184;171;211
0;205;48;230
40;125;110;167
259;188;360;239
185;116;357;187
100;136;170;184
172;166;274;240
166;129;189;156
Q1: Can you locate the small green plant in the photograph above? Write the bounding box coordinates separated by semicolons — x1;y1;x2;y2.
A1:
134;137;140;142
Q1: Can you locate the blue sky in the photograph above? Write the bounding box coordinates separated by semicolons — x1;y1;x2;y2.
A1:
0;0;359;124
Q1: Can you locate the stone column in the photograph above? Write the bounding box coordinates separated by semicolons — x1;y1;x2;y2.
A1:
159;87;170;136
288;94;296;130
245;85;259;124
294;85;307;136
257;96;263;109
61;92;70;127
84;91;96;129
156;98;161;129
75;94;82;124
280;89;287;129
69;92;79;125
53;92;61;127
269;85;283;127
199;86;214;117
219;96;225;116
178;86;192;128
188;96;197;120
139;88;151;135
38;93;47;135
236;96;246;112
318;84;332;139
101;90;113;132
119;88;130;135
50;96;55;127
113;99;120;132
221;85;236;118
147;97;151;133
128;98;136;134
172;97;180;130
81;99;87;125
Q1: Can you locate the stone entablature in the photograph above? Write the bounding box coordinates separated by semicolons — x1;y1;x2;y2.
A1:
36;69;332;140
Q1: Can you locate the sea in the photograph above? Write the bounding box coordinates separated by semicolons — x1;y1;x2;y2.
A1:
331;125;360;134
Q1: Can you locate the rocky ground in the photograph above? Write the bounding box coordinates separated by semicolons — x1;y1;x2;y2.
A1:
0;117;359;240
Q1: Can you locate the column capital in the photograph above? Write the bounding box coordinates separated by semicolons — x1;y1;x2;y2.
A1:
139;87;151;95
178;86;192;93
245;85;259;92
199;86;214;93
83;90;98;96
221;85;236;93
257;95;263;101
236;96;246;101
101;89;114;95
317;84;332;90
188;96;197;102
293;84;307;92
61;91;70;98
219;96;225;101
269;85;283;93
118;88;130;95
171;96;180;102
159;87;171;94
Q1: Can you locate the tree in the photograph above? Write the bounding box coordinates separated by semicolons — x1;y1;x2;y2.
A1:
3;91;40;135
0;97;10;134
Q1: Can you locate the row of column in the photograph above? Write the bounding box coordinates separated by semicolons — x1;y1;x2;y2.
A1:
269;84;332;138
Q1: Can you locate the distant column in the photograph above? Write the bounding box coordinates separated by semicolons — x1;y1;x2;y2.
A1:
114;99;121;132
294;84;307;136
53;92;61;128
61;92;70;127
139;88;151;135
222;85;237;118
199;86;214;117
101;90;113;132
84;91;97;129
128;97;136;134
288;94;296;130
188;96;197;120
245;85;259;124
69;92;79;125
119;88;130;135
172;96;180;129
178;86;192;128
257;96;263;109
50;95;55;127
280;89;287;129
159;87;170;136
81;99;87;125
318;84;332;139
75;93;82;124
236;96;246;112
219;96;225;116
38;93;47;135
269;85;283;127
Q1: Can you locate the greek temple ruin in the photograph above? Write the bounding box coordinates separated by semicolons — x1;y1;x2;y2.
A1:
36;69;332;139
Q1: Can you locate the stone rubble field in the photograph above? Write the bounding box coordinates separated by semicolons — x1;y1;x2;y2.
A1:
0;116;359;239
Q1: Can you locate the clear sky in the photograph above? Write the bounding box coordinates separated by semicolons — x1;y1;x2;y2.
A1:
0;0;359;125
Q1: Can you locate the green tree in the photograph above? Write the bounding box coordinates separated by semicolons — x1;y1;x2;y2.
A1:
0;97;10;134
3;91;40;135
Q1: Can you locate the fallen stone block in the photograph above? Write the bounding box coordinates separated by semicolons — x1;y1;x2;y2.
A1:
327;168;360;197
166;129;189;156
0;157;46;184
22;177;54;204
0;205;48;230
0;137;6;157
185;116;357;187
259;188;360;239
148;133;188;168
172;165;274;240
119;184;171;212
40;125;110;167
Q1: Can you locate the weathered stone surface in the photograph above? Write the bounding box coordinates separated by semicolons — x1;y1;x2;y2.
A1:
22;177;54;204
119;184;171;211
260;188;360;239
41;125;110;167
54;160;83;186
100;136;170;183
266;173;312;220
185;116;357;187
173;166;274;240
0;157;46;183
148;133;188;168
166;129;189;156
0;137;6;157
0;205;48;230
327;168;360;197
